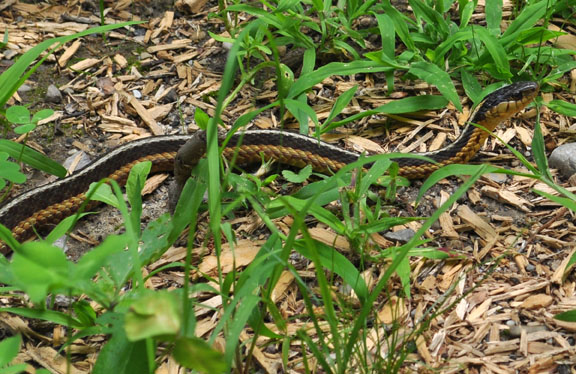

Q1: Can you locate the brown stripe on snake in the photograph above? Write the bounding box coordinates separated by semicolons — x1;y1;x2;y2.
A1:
0;81;539;254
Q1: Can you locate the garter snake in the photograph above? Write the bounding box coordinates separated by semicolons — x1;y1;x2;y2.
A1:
0;81;539;254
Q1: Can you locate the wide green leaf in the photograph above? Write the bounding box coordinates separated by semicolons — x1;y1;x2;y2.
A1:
173;336;226;372
554;310;576;322
124;291;181;341
0;335;20;367
93;327;151;374
485;0;503;35
0;153;26;184
11;242;71;302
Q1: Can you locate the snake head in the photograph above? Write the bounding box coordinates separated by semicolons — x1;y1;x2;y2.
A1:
474;81;539;124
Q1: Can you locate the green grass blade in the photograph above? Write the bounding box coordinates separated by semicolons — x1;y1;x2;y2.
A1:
408;61;462;111
381;0;416;50
295;240;369;302
500;1;547;47
324;94;448;132
0;307;84;328
374;13;395;59
533;189;576;213
472;26;511;78
409;0;449;36
342;164;491;366
321;85;358;132
545;99;576;116
287;60;390;98
531;115;551;180
0;140;66;178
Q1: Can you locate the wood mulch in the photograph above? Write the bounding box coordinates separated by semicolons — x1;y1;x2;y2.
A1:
1;0;576;373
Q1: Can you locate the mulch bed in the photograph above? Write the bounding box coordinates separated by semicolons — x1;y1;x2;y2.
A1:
1;0;576;372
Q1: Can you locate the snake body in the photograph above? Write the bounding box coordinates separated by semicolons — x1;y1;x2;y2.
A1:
0;81;539;254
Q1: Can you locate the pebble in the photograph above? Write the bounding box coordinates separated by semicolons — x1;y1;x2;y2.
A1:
53;294;74;307
549;143;576;178
484;172;508;184
45;84;62;103
384;228;415;243
132;89;142;99
17;84;33;93
3;50;18;59
161;88;178;103
508;325;547;337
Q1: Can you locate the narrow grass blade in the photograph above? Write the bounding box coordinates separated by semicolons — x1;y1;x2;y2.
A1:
0;140;66;178
408;61;461;111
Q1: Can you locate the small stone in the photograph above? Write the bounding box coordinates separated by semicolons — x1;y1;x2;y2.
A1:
45;84;63;103
132;89;142;99
17;84;33;93
549;143;576;178
525;263;535;272
160;88;178;103
384;228;415;243
3;50;18;59
508;325;547;337
53;294;74;307
485;172;508;184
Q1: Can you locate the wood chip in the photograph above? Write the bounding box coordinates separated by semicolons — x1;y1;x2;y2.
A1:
57;39;81;67
481;186;533;212
69;58;101;71
456;205;497;241
25;344;86;374
198;240;265;275
125;93;164;135
520;294;554;310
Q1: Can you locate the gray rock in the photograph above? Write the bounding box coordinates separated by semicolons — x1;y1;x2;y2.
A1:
485;172;508;184
3;50;18;59
160;88;178;103
549;143;576;178
45;84;63;103
384;228;415;243
17;84;32;93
